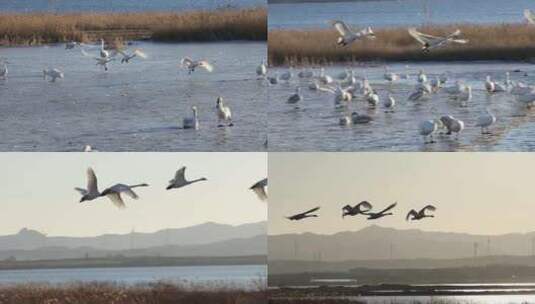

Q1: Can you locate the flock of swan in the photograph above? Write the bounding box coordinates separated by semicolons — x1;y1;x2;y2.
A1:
287;202;436;222
269;64;535;144
76;167;267;208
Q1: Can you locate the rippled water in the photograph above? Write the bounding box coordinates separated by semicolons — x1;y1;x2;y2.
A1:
0;264;266;287
269;0;533;30
0;42;267;151
268;62;535;152
353;294;535;304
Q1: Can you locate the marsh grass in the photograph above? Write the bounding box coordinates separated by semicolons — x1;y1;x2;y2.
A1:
0;281;267;304
268;24;535;66
0;8;267;46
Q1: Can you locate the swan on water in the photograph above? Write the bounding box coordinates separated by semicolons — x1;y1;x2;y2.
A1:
298;69;314;78
417;70;427;83
287;207;320;221
383;94;396;110
409;28;468;52
318;68;334;84
216;96;233;127
99;39;110;58
180;57;214;74
419;119;439;143
330;20;376;46
288;87;302;104
279;68;293;81
366;91;379;107
440;115;465;138
384;67;399;82
75;167;101;202
485;75;506;93
339;116;351;126
43;68;64;82
0;62;7;79
257;60;267;77
250;178;268;201
166;166;207;190
476;108;496;134
100;183;149;209
183;106;200;130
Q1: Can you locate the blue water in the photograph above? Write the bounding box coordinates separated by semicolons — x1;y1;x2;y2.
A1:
0;0;265;13
0;264;266;288
269;0;535;29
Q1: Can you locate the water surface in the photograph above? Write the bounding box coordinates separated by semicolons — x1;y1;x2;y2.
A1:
0;42;267;151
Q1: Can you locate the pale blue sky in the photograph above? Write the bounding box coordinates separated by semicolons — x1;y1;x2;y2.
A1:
0;153;266;237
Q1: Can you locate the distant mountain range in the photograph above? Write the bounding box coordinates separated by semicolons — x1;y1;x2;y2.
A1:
0;222;266;260
269;225;535;262
269;0;390;4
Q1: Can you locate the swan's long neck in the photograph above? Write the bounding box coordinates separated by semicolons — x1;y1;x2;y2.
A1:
100;39;105;50
192;108;198;119
129;183;147;188
190;178;206;184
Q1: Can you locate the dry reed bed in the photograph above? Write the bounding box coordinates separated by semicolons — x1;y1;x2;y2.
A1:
268;24;535;66
0;8;267;46
0;282;267;304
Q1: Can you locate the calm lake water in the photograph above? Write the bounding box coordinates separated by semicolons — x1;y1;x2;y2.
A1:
268;62;535;152
269;0;535;30
0;0;265;13
0;264;266;287
0;41;267;151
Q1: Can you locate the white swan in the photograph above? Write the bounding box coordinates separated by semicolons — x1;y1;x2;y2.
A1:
384;67;399;82
256;60;267;77
444;81;465;95
525;9;535;25
287;87;302;104
216;96;233;127
409;28;468;52
383;94;396;110
81;48;115;71
167;166;207;190
317;84;352;105
339;116;351;126
366;91;379;107
75;167;101;202
419;119;439;143
183;106;200;129
318;68;334;84
181;57;214;74
43;68;64;82
440;116;464;138
99;39;110;58
118;49;147;63
330;20;375;46
485;75;506;93
250;178;268;201
100;183;149;209
476;108;496;134
417;70;427;83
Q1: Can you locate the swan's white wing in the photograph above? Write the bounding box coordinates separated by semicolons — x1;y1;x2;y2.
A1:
111;184;139;199
331;20;352;36
317;84;337;94
408;28;439;45
86;167;98;193
133;49;148;59
451;39;468;44
181;57;193;67
525;9;535;24
74;187;88;195
199;61;214;72
122;188;139;199
106;192;126;209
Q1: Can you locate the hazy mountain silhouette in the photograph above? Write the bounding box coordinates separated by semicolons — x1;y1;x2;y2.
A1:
270;225;535;262
0;221;266;251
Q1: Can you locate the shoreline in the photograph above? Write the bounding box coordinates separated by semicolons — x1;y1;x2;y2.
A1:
268;23;535;66
0;8;267;47
0;255;266;271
